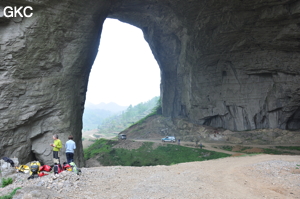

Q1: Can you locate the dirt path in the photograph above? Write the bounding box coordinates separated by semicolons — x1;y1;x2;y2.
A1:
133;139;300;155
69;154;300;199
133;139;244;155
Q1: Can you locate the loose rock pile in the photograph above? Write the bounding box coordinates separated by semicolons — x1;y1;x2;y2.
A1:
1;155;300;198
0;166;85;198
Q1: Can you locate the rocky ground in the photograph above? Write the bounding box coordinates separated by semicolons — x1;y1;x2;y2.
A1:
0;154;299;199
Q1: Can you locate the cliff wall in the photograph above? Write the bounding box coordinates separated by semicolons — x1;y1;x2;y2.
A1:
1;0;300;165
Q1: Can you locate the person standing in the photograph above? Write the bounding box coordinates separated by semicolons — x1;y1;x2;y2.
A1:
65;135;76;164
50;134;62;164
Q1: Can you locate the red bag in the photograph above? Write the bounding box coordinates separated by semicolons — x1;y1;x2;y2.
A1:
38;172;48;177
43;165;52;172
39;165;52;172
63;164;71;170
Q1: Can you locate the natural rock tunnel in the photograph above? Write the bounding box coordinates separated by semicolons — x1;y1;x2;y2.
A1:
1;0;300;166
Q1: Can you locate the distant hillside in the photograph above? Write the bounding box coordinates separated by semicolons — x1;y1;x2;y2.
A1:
85;102;127;113
96;96;160;135
83;102;127;131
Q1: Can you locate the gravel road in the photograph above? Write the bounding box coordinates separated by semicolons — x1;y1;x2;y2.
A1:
1;154;299;199
72;155;300;199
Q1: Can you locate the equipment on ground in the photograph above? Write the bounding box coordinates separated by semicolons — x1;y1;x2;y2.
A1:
2;157;15;167
53;163;63;174
28;161;41;180
16;165;30;173
69;162;81;175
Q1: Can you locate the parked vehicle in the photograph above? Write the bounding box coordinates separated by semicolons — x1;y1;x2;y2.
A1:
161;136;176;142
118;134;126;140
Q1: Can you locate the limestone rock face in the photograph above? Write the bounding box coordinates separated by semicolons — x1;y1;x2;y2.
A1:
0;0;112;166
110;0;300;131
1;0;300;165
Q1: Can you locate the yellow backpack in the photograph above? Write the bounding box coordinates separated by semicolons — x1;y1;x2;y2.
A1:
16;165;30;173
29;161;41;175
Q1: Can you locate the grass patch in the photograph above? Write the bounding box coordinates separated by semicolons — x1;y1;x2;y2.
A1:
84;139;231;166
262;148;291;155
275;146;300;151
220;145;233;151
220;145;295;155
220;145;251;152
0;187;21;199
1;178;13;188
84;139;118;159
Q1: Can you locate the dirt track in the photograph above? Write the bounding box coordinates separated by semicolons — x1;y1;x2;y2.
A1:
133;138;300;155
132;139;244;155
74;154;300;199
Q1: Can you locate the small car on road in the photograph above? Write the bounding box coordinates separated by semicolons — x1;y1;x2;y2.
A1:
161;136;176;142
118;134;126;140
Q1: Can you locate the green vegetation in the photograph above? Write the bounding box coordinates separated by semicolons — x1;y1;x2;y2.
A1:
97;96;160;135
220;146;233;151
84;139;230;166
220;145;251;152
127;97;162;128
220;145;296;155
262;148;291;155
275;146;300;151
0;187;21;199
1;178;13;188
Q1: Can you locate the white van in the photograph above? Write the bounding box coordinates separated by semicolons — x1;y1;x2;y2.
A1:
161;136;176;142
118;134;126;140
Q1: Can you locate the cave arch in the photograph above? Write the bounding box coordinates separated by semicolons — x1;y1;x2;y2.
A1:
1;0;300;166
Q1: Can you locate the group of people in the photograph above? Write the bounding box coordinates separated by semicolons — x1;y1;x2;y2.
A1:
50;134;76;164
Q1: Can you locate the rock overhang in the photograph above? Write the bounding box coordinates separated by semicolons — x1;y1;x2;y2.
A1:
1;0;300;166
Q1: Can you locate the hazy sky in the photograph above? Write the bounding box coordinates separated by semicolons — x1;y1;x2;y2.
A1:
85;19;161;107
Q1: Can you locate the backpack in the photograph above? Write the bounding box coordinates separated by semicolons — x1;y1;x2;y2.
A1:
38;172;48;177
40;164;52;172
28;161;41;180
53;163;63;174
29;161;41;175
16;165;30;173
69;162;81;175
63;162;72;171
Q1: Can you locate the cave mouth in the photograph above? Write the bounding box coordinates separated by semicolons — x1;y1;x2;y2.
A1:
82;18;161;133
